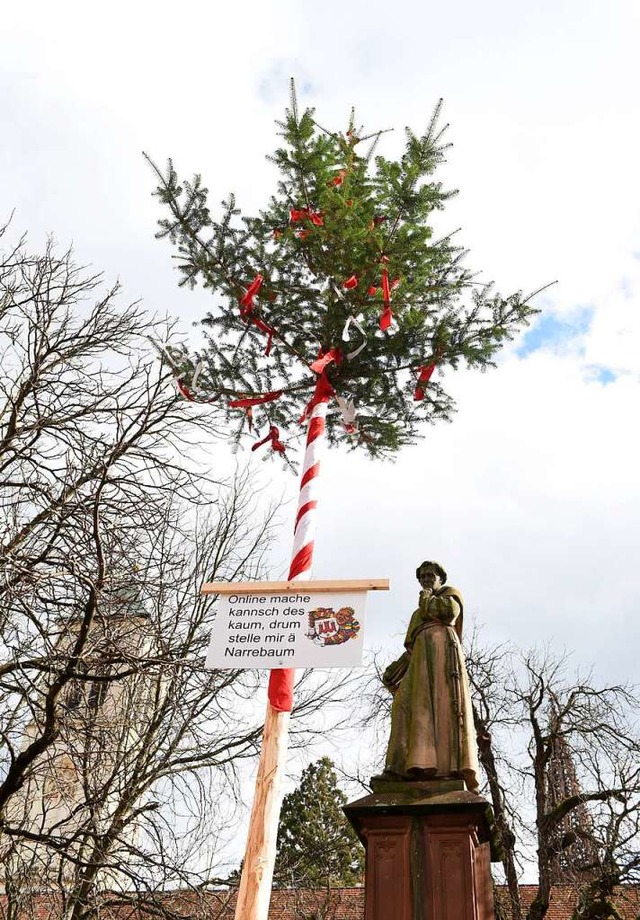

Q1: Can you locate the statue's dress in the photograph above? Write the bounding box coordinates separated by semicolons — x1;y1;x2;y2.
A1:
383;587;480;793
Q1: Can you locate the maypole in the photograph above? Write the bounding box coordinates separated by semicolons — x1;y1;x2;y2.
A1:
233;397;328;920
148;80;540;920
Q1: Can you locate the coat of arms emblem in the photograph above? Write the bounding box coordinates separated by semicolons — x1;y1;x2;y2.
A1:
306;606;360;646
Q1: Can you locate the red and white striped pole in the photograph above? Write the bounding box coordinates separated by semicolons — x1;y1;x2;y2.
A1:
233;395;329;920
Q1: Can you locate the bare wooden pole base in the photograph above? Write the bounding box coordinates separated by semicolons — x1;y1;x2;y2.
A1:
233;702;290;920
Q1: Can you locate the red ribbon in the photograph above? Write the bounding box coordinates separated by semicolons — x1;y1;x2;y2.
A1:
310;347;343;375
343;275;358;290
176;378;218;404
229;390;283;408
329;170;346;187
381;268;391;304
299;346;342;423
379;268;393;330
238;275;275;355
176;379;196;401
299;372;335;424
239;274;264;316
379;306;393;331
251;425;286;455
290;208;323;226
413;364;437;401
250;317;275;356
369;278;399;297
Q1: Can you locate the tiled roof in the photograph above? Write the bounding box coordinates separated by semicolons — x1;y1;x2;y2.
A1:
497;885;640;920
2;885;639;919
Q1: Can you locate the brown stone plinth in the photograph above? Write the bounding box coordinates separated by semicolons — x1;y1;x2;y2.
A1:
344;781;500;920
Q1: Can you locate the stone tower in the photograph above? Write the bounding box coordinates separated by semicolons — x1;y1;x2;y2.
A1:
546;706;599;884
4;575;157;890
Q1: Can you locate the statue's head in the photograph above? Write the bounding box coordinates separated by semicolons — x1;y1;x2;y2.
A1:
416;560;447;590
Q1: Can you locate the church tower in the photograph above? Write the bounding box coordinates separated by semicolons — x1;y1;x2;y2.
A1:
545;705;599;884
4;573;159;892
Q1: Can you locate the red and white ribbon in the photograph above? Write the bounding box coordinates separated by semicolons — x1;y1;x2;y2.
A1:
267;396;329;711
299;372;335;424
310;347;342;375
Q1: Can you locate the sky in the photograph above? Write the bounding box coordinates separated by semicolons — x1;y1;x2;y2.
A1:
2;0;640;875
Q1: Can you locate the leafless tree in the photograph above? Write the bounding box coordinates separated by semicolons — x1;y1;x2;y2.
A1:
464;636;640;920
1;222;222;821
0;228;361;919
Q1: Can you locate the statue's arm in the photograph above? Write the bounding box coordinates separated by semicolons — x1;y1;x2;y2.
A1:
382;651;410;694
428;592;462;624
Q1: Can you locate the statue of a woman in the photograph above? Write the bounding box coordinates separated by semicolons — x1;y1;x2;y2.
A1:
380;561;480;793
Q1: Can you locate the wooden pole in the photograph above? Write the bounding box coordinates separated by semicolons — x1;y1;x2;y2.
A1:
232;704;290;920
233;397;329;920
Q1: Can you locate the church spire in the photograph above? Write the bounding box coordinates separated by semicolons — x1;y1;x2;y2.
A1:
545;703;599;884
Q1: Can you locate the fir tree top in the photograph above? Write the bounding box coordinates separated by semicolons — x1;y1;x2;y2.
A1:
273;756;364;888
148;81;540;460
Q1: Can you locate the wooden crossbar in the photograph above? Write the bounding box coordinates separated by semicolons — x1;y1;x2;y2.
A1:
201;578;390;595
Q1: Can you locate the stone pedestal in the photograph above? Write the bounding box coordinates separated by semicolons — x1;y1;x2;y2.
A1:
344;780;500;920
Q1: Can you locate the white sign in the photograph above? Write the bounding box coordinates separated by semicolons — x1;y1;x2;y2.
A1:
205;590;367;670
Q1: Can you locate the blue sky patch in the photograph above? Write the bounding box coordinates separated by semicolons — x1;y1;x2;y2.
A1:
516;307;595;358
585;365;617;385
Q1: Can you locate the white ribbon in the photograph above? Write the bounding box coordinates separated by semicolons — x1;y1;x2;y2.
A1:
330;280;347;303
146;336;181;374
336;395;357;434
341;314;367;360
191;360;204;389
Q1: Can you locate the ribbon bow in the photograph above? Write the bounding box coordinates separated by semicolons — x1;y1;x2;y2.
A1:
252;425;286;455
